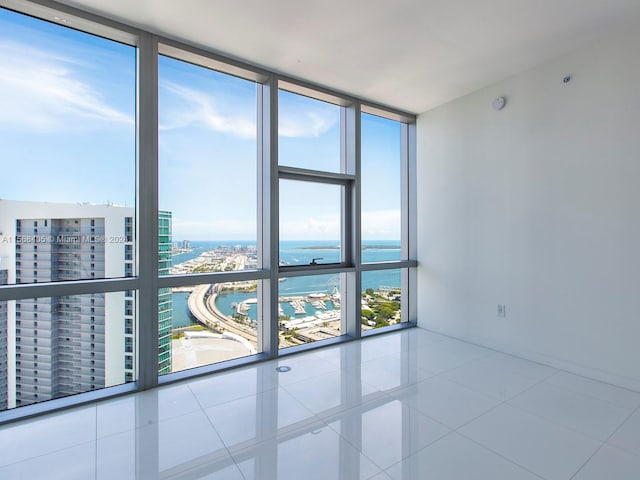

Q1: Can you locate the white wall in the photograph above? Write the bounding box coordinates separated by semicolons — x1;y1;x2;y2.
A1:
417;25;640;391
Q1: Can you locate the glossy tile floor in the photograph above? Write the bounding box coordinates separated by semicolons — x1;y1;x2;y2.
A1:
1;327;640;479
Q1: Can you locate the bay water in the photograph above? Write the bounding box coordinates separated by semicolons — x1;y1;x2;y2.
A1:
171;240;401;328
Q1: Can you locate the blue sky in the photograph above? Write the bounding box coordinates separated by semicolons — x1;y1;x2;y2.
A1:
0;8;401;242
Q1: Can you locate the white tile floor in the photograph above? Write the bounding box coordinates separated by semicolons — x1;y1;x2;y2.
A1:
1;327;639;479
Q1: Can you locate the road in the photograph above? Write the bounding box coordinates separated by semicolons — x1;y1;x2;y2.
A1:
187;284;258;349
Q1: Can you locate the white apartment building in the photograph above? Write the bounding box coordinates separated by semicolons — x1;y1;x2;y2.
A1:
0;200;137;409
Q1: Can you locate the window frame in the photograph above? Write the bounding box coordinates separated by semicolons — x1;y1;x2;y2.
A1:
0;0;416;423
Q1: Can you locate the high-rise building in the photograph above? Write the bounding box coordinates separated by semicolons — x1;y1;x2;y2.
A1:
158;211;172;375
0;200;171;408
0;267;7;411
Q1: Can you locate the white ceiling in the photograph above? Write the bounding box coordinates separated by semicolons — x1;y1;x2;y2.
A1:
59;0;640;114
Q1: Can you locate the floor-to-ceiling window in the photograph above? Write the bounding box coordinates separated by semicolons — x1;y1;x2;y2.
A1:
0;5;138;412
158;52;259;373
0;1;416;421
360;112;413;332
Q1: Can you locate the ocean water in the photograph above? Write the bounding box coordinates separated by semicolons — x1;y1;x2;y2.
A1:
171;240;401;327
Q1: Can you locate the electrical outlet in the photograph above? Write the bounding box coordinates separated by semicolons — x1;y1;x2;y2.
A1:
497;304;506;317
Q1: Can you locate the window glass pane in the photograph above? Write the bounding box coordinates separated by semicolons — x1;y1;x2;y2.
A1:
278;90;341;172
278;273;342;349
361;113;402;261
159;55;257;274
361;269;403;331
167;282;258;374
279;180;342;266
1;290;137;411
0;9;136;284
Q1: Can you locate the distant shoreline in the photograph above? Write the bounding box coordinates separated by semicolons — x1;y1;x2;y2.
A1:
297;245;400;250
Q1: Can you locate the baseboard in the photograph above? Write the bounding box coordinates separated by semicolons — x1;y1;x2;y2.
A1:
417;326;640;393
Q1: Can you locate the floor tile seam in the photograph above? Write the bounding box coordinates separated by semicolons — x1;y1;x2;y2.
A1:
362;358;438;384
425;371;507;404
274;366;348;388
433;370;526;402
222;419;329;458
548;370;640;397
568;441;640;480
0;402;99;435
424;337;564;379
504;367;587;408
372;435;443;480
0;436;97;470
358;351;405;367
401;402;455;433
139;386;213;416
275;385;329;420
539;377;640;412
494;364;560;384
197;394;248;480
502;400;614;444
441;356;559;385
513;374;640;427
404;339;447;351
365;469;392;480
311;390;397;423
452;429;551;480
364;374;436;394
598;402;640;456
323;405;453;472
165;449;247;480
420;332;498;350
287;355;343;372
352;353;403;367
568;442;607;480
601;440;640;459
416;344;495;362
340;426;456;474
323;421;388;472
440;342;500;358
450;395;508;431
96;405;219;443
382;430;548;480
417;331;465;342
187;381;280;411
223;417;333;467
399;355;438;377
280;373;386;404
485;351;564;371
422;352;496;376
385;382;424;403
413;363;439;379
340;360;404;379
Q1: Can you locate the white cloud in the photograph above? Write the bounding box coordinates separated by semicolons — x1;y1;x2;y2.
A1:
172;210;399;241
362;209;401;239
0;41;133;131
279;109;336;138
160;81;256;139
171;219;256;240
280;213;341;240
279;209;400;241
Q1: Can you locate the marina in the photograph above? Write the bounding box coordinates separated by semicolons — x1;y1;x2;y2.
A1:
168;240;401;355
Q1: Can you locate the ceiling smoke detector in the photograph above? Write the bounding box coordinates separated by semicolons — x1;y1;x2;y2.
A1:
492;96;506;111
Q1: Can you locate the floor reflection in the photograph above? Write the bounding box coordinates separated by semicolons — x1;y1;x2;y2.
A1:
4;328;624;480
